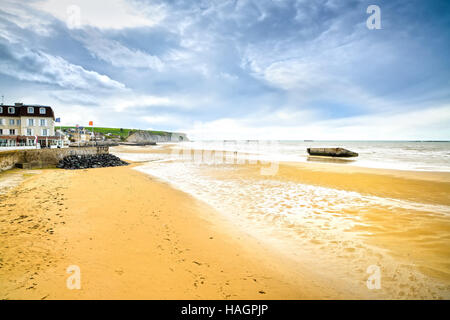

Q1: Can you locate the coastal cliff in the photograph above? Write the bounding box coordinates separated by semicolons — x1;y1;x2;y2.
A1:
126;131;188;143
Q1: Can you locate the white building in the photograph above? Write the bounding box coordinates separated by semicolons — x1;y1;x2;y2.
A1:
0;103;61;148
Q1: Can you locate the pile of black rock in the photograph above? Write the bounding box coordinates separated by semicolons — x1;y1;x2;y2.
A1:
57;154;129;169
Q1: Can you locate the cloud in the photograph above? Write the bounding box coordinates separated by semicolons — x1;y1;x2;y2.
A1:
184;105;450;141
0;0;54;37
33;0;166;30
142;115;185;128
262;59;326;91
111;94;174;111
0;41;125;90
80;36;163;70
47;88;211;114
0;0;56;43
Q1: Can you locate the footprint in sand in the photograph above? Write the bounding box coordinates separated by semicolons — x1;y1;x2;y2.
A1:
115;269;124;276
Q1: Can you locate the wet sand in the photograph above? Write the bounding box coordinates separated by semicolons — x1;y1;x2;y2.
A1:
113;145;450;299
203;162;450;299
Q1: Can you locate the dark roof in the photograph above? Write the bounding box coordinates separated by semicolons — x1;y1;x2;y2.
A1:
0;104;55;120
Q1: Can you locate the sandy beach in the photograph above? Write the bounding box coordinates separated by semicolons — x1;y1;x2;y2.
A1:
0;163;343;299
1;144;449;299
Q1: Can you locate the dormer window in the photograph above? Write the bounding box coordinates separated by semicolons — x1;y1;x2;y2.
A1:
28;107;34;113
8;107;14;114
39;107;46;114
0;107;2;113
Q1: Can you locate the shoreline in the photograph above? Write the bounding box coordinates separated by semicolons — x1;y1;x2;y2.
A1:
112;143;450;175
163;141;450;173
113;144;450;205
117;145;450;299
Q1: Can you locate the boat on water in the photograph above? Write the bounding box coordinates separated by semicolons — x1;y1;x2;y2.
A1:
307;147;358;158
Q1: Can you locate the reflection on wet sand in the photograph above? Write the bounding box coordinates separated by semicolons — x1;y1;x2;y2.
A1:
307;155;357;164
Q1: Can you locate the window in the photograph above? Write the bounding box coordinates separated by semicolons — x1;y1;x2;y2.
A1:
0;129;2;134
0;107;2;113
9;119;14;125
40;119;46;126
42;129;48;136
27;128;33;136
10;129;15;135
0;119;3;125
28;107;34;113
17;119;21;125
28;119;34;126
8;107;14;114
40;108;46;114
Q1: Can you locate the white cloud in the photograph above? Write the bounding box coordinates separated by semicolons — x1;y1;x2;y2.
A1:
81;37;163;70
0;1;54;42
112;95;174;111
0;46;125;90
107;92;214;111
143;115;173;124
219;72;238;81
262;59;327;91
142;115;185;128
184;105;450;141
48;89;212;114
242;47;407;113
33;0;166;30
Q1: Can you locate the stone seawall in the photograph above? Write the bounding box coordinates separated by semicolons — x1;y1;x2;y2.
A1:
0;151;23;172
0;146;109;171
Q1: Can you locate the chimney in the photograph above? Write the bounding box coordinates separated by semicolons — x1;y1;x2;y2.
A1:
15;102;23;107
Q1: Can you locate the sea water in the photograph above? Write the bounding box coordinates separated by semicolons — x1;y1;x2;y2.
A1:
175;140;450;172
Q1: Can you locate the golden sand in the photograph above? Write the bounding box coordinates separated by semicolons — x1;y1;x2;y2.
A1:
0;164;342;299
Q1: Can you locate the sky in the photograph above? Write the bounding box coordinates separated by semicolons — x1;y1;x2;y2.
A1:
0;0;449;140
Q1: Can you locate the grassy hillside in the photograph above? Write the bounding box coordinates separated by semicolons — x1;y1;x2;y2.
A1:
60;126;171;139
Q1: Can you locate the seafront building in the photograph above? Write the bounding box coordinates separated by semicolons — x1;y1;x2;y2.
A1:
0;103;62;149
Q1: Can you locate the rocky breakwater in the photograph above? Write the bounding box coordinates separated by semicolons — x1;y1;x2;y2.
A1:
57;154;129;169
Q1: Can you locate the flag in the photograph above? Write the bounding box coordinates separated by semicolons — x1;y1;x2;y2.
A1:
89;121;93;126
55;117;61;123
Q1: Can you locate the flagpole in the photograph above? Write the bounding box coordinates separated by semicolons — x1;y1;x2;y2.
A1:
89;121;94;146
56;117;62;147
